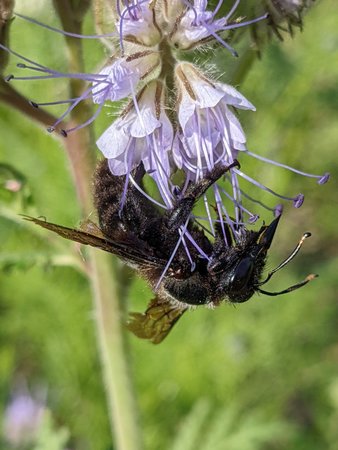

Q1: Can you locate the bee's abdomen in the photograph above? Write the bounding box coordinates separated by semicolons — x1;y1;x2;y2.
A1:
93;160;160;240
93;160;126;238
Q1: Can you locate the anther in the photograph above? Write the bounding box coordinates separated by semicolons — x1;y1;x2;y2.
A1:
318;172;330;185
249;215;259;224
274;204;283;217
293;194;304;208
172;186;181;197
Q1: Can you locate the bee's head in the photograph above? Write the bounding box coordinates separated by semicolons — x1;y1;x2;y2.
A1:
208;216;315;304
225;216;280;303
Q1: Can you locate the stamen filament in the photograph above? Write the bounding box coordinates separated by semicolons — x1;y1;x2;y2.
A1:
155;217;191;290
15;12;118;39
244;150;330;184
234;168;304;207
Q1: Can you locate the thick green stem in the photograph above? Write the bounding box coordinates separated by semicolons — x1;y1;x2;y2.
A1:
0;4;142;448
62;123;143;450
54;10;143;449
90;250;141;450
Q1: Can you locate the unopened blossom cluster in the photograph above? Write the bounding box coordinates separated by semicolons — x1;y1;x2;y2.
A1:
3;1;328;244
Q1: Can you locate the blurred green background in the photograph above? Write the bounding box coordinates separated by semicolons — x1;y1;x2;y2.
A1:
1;1;338;449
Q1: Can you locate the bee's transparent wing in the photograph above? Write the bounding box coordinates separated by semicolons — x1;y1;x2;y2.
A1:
127;297;188;344
23;216;165;267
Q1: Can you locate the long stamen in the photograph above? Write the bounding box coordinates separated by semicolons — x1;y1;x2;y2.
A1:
30;99;75;107
244;150;330;185
178;229;196;271
61;100;105;136
131;87;172;207
213;184;229;244
219;13;269;32
47;85;98;132
128;174;167;209
237;183;280;213
181;0;238;56
202;26;238;57
203;194;215;236
155;217;191;290
219;185;259;223
15;12;118;39
234;168;304;208
183;229;211;261
118;144;134;214
223;0;241;22
10;62;108;82
148;128;174;208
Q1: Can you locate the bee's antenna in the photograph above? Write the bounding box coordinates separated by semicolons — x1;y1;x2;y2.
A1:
257;274;318;296
258;232;312;286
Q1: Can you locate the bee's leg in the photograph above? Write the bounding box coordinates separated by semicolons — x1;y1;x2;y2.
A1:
94;159;160;240
166;160;240;230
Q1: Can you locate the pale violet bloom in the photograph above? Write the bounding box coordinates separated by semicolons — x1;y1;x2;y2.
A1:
170;0;268;54
3;391;45;446
97;80;174;207
92;51;160;104
173;62;254;181
92;58;141;104
1;42;160;136
172;62;328;228
117;0;161;47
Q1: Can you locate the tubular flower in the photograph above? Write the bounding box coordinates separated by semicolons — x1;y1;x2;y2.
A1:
92;51;160;104
171;62;328;229
117;1;161;47
168;0;267;54
97;80;174;207
173;62;255;181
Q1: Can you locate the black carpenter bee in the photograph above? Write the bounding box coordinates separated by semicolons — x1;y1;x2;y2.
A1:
25;159;316;343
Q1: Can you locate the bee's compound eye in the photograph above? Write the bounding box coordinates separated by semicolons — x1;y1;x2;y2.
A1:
229;257;254;292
